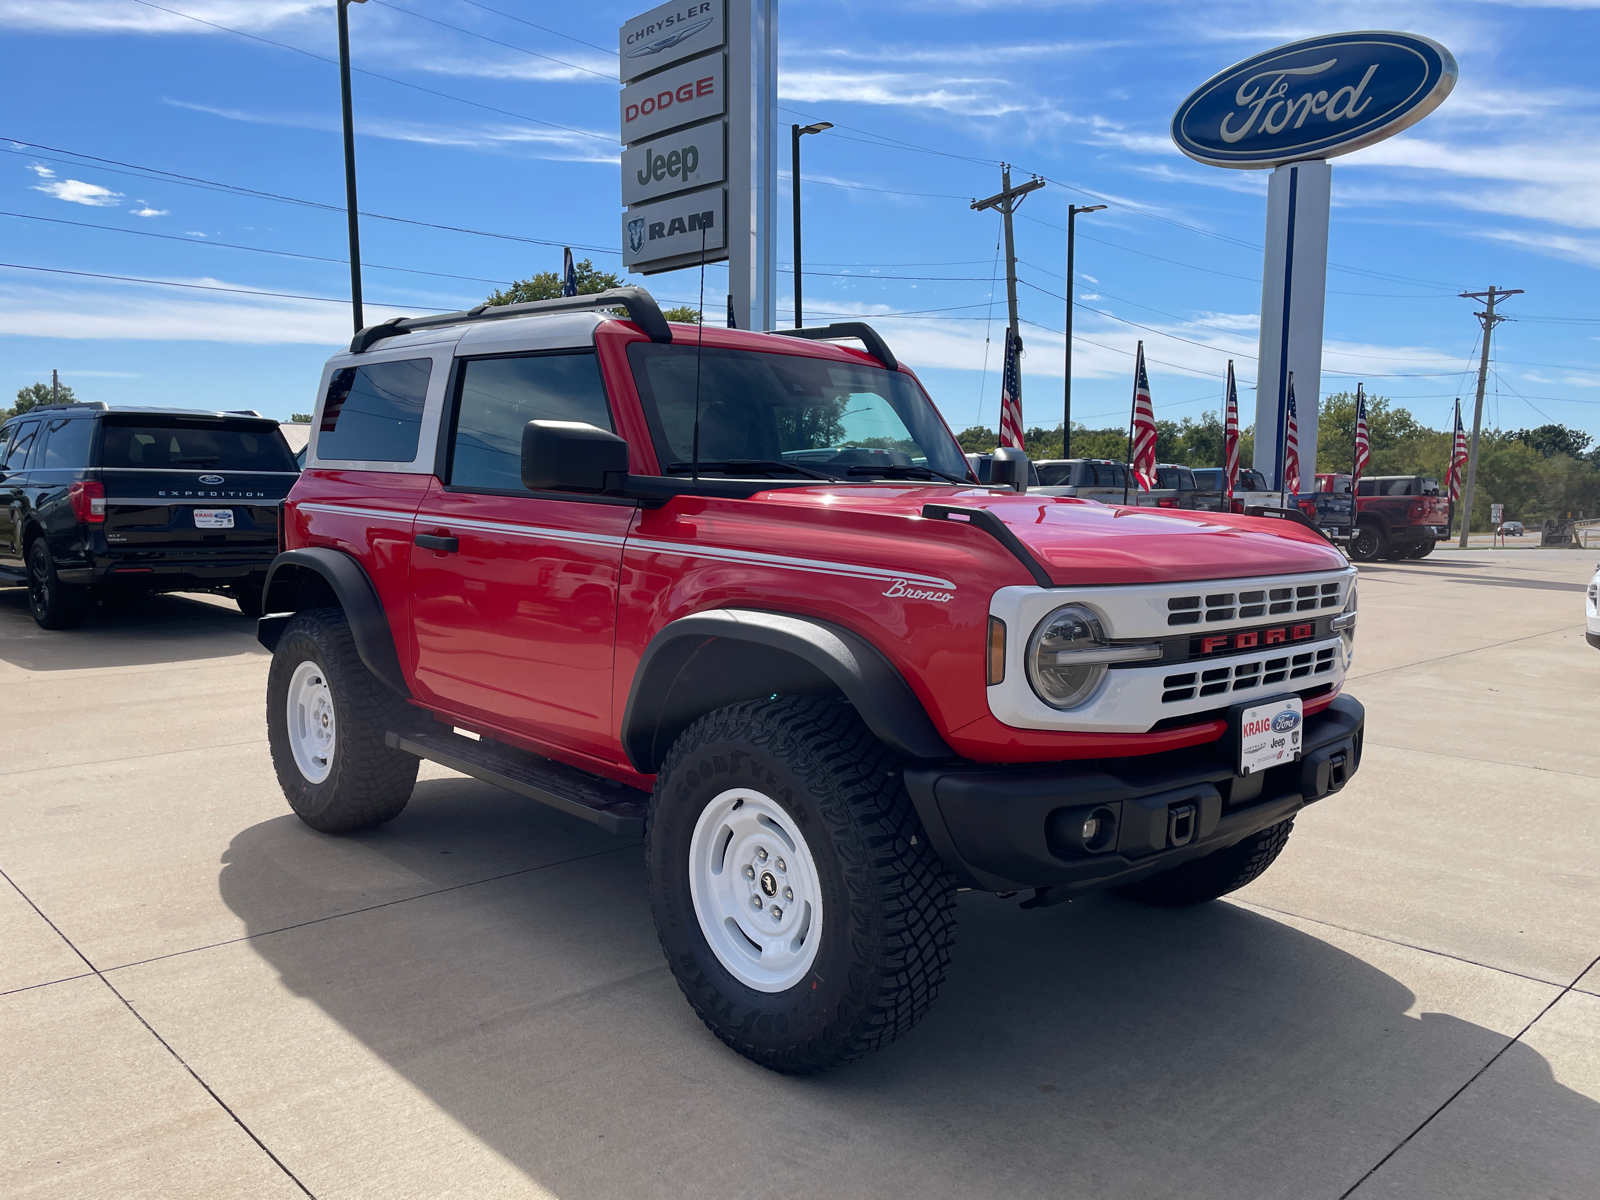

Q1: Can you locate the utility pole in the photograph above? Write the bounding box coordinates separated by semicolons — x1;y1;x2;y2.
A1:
1062;202;1105;458
337;0;369;335
972;165;1044;434
1457;285;1522;549
51;369;59;404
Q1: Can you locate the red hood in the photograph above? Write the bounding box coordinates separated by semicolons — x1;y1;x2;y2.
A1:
760;486;1347;585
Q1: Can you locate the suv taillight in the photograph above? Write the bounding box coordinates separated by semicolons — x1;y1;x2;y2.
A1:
1158;497;1179;508
69;481;106;524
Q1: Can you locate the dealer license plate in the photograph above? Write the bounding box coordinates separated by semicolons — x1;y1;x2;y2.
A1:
1238;696;1303;775
193;508;235;529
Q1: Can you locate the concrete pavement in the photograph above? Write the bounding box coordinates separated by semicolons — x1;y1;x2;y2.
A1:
2;550;1597;1199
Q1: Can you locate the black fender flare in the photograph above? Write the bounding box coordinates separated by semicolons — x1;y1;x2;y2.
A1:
620;608;952;775
256;548;410;697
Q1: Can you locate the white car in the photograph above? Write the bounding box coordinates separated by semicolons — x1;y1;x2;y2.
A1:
1588;562;1600;649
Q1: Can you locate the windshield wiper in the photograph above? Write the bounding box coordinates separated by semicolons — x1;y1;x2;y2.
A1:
666;459;839;481
846;463;972;485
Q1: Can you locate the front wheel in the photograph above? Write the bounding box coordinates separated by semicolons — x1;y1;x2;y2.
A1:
27;539;82;630
647;697;957;1074
1349;524;1386;562
266;607;418;833
1113;819;1295;907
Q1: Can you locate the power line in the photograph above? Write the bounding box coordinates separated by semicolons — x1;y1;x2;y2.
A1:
0;209;512;286
450;0;617;58
0;261;440;309
368;0;615;81
2;139;620;255
126;0;613;143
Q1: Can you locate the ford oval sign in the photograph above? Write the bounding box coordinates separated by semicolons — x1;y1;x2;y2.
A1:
1172;31;1456;169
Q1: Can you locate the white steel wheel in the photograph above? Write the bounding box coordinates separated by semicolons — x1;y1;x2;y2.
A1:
286;659;337;784
688;787;825;993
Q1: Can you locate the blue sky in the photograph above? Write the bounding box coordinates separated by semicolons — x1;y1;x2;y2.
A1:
4;0;1599;454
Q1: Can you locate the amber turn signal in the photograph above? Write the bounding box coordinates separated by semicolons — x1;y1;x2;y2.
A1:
986;616;1006;686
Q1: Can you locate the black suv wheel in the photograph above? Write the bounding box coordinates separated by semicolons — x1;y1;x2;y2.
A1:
266;607;418;833
27;538;83;630
647;696;957;1074
1349;524;1386;562
1113;819;1295;907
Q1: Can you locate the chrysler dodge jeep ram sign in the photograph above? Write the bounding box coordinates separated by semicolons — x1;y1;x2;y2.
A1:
621;118;725;206
1171;31;1457;168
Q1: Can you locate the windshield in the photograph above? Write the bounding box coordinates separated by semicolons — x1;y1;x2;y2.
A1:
102;420;298;472
1035;462;1074;486
626;343;972;481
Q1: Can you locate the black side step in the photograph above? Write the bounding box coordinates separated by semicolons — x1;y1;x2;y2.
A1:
386;729;648;836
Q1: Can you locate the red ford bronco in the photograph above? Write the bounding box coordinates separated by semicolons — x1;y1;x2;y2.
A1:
259;289;1363;1073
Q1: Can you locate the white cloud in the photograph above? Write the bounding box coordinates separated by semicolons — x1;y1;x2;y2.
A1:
164;98;617;163
130;207;169;218
186;231;208;238
32;178;123;207
27;162;55;178
0;1;321;34
414;50;618;85
1478;228;1600;268
1079;273;1097;283
780;69;1027;117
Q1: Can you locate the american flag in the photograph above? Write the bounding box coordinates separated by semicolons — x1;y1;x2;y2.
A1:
1128;340;1158;490
1352;383;1370;490
998;329;1025;449
1223;360;1240;504
1447;399;1469;503
561;247;578;298
1282;373;1301;496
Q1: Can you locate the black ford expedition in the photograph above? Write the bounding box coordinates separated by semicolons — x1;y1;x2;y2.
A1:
0;403;298;628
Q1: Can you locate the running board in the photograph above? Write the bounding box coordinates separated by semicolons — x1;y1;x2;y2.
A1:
385;729;648;836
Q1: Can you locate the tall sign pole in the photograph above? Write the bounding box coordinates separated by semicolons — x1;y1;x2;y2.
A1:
1456;286;1522;548
1172;32;1457;489
1063;203;1105;458
619;2;774;330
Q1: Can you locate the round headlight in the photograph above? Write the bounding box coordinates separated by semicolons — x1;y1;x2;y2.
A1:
1027;604;1109;710
1340;579;1358;656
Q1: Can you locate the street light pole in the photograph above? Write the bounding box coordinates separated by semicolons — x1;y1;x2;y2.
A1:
1062;203;1104;459
338;0;369;335
791;121;831;328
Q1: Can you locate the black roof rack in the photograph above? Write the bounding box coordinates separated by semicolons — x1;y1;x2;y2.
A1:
18;401;109;414
771;322;897;371
349;286;673;354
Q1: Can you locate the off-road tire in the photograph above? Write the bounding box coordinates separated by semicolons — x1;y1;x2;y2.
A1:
266;607;417;833
231;582;264;618
1113;818;1295;908
27;538;83;630
647;696;957;1074
1349;524;1386;562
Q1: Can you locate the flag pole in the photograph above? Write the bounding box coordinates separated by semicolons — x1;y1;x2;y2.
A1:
1123;341;1140;506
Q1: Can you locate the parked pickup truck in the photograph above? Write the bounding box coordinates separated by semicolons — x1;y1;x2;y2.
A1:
259;290;1365;1074
1316;473;1450;561
1032;458;1182;507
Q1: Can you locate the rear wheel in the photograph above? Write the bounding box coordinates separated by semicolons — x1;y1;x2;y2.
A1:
266;607;417;833
27;539;82;630
647;696;956;1074
1114;819;1295;907
1349;524;1386;562
1407;539;1436;559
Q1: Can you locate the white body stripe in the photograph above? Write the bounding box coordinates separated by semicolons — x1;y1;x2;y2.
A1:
298;502;420;523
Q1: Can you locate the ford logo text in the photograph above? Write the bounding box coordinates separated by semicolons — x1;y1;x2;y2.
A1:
1271;710;1302;733
198;474;225;484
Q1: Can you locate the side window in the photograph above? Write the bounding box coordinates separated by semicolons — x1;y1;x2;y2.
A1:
449;352;612;491
318;358;432;463
40;419;95;469
1357;479;1375;497
4;422;39;471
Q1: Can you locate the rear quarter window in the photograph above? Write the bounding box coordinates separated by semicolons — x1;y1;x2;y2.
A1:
39;418;95;469
318;358;432;463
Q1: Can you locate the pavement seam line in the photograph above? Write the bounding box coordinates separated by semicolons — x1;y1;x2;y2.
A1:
1348;624;1581;685
1339;947;1600;1199
0;971;97;998
1232;899;1566;989
0;737;268;778
0;865;319;1200
1357;740;1600;780
101;841;640;975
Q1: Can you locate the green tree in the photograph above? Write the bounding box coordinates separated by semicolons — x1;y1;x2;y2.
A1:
1511;423;1593;461
485;258;623;307
289;412;313;423
661;304;702;324
11;380;77;417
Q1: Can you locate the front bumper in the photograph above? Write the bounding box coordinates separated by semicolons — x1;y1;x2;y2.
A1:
906;694;1364;895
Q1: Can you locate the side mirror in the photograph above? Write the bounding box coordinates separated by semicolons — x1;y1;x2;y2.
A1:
989;446;1030;493
521;420;628;494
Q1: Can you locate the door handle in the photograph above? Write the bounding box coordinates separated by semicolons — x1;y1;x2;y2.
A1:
414;532;459;553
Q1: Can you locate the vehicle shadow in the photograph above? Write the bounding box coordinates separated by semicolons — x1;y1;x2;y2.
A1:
0;586;262;671
218;787;1600;1200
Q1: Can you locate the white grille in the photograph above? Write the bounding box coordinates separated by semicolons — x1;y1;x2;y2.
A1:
1160;646;1336;702
1166;580;1342;627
